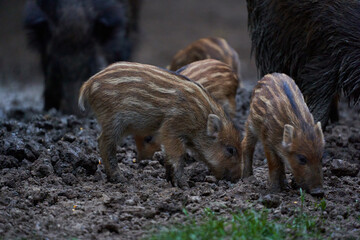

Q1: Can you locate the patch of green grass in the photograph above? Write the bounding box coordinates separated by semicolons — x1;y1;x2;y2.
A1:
146;208;282;240
145;190;324;240
146;208;322;240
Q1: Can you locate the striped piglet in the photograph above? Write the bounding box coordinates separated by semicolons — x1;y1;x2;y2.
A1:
168;37;241;79
79;62;242;188
136;59;240;160
242;73;325;196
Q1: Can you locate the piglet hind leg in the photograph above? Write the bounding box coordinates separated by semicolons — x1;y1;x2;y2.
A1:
241;122;257;178
98;132;125;183
264;145;288;192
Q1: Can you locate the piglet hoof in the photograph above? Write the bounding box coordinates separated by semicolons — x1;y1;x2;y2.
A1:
280;180;290;191
281;184;290;191
107;172;126;183
242;167;253;178
309;188;325;198
177;179;190;190
242;171;253;178
164;164;188;189
269;183;282;193
171;177;189;190
165;164;174;183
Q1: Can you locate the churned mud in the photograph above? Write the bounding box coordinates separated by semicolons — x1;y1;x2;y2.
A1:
0;90;359;240
0;0;359;239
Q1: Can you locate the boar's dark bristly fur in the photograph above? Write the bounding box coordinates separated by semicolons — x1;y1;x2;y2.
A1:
24;0;140;114
247;0;360;127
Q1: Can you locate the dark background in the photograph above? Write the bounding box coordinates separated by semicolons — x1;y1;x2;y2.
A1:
0;0;256;90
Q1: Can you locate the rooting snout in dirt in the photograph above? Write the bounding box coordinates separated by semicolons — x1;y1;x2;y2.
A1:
79;61;242;188
242;73;325;197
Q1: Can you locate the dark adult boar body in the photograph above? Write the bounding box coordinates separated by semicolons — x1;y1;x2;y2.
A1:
78;62;242;188
24;0;140;114
247;0;360;126
242;73;325;196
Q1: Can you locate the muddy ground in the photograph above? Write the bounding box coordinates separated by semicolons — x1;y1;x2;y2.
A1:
0;1;360;240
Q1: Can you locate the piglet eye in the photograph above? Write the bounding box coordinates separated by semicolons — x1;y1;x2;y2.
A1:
144;136;153;143
225;146;237;157
297;154;308;165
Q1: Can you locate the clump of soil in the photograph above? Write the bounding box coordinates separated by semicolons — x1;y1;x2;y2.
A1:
0;88;359;240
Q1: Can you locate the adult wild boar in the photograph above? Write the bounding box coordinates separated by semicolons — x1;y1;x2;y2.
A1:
247;0;360;127
24;0;141;114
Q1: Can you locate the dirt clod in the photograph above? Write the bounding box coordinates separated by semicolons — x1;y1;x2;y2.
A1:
329;159;359;177
260;194;281;208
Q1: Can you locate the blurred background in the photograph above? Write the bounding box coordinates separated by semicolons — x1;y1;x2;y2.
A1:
0;0;256;113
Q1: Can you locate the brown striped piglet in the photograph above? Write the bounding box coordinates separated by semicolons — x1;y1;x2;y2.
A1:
242;73;325;197
178;59;239;118
78;62;242;188
168;37;241;80
136;59;240;160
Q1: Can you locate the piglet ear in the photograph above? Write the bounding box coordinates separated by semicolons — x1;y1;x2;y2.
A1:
315;122;325;145
207;114;223;138
282;124;294;149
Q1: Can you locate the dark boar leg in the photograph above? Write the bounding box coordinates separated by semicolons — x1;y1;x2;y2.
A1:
241;122;257;177
264;146;287;192
98;132;124;183
44;78;62;111
329;95;339;123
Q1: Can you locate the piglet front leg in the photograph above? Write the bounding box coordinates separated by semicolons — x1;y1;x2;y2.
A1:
164;155;188;189
241;121;258;178
161;131;189;189
264;146;288;192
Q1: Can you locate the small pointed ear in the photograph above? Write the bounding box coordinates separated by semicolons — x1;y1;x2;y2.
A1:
207;114;223;138
282;124;294;149
315;122;325;144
